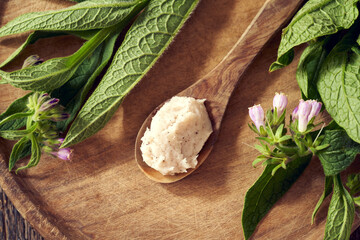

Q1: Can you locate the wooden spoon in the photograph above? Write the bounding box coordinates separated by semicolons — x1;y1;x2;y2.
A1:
135;0;305;183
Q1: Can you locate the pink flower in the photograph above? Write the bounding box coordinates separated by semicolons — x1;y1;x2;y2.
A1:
249;104;265;131
307;100;322;121
295;99;322;132
52;148;72;161
273;92;288;116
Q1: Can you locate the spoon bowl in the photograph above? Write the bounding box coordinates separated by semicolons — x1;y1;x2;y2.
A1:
135;0;305;183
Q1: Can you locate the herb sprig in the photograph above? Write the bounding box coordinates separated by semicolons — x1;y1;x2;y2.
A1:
243;0;360;239
0;0;200;170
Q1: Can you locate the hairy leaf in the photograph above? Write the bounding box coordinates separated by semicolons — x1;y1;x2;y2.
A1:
242;154;312;240
0;30;99;69
324;175;354;240
0;93;32;131
9;136;30;171
312;176;333;224
15;134;41;173
52;32;119;131
62;0;201;147
270;0;359;71
0;123;37;141
317;31;360;143
0;0;148;37
318;130;360;176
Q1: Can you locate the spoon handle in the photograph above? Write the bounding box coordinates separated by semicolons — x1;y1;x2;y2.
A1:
181;0;305;129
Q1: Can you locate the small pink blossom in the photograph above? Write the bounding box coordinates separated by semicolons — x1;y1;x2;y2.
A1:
273;92;288;116
249;104;265;131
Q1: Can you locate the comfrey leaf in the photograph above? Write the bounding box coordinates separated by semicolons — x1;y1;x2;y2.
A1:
317;130;360;176
312;176;333;224
62;0;201;147
52;32;120;131
296;38;328;100
242;154;312;240
9;137;30;171
15;134;41;173
0;123;37;141
0;0;148;37
0;30;98;69
270;0;359;71
317;27;360;143
0;93;32;131
324;175;354;240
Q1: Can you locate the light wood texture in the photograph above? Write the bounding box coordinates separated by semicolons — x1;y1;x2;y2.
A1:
0;0;359;239
135;0;305;183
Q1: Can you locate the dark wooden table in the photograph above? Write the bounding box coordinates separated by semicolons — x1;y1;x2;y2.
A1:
0;184;359;240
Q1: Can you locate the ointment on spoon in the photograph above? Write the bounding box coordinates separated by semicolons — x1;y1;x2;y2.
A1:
135;0;305;183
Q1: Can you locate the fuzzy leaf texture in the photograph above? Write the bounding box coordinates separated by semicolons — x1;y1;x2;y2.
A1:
62;0;200;147
0;0;148;37
317;29;360;143
0;30;99;68
0;93;32;131
270;0;359;71
0;0;147;91
318;130;360;176
312;176;333;224
324;175;354;240
52;32;119;131
242;155;312;240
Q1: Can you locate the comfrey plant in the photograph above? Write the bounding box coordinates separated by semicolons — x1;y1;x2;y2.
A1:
0;91;72;173
243;93;360;240
248;93;325;175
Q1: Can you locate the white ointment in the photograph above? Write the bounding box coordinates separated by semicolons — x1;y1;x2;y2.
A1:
140;96;213;175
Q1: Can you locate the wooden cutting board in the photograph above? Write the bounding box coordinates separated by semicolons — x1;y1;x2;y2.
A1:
0;0;359;239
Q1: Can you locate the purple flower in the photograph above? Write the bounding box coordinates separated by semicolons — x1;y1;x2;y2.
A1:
295;99;322;132
52;148;72;161
273;92;288;116
50;113;70;122
39;98;59;112
292;106;299;121
249;104;265;131
307;100;322;121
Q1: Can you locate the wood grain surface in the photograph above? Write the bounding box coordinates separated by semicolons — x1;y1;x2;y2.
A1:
0;0;360;240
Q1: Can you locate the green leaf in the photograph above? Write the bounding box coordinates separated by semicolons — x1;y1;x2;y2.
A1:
62;0;201;147
242;154;312;240
0;30;98;68
9;136;30;171
52;31;120;131
270;0;359;71
0;93;32;131
317;130;360;176
312;176;333;224
0;0;148;37
296;39;327;99
317;29;360;143
0;0;148;92
0;123;37;140
324;174;354;240
15;134;41;173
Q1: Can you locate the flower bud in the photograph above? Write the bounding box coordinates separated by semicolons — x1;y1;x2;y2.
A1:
39;98;60;112
297;100;312;132
50;113;70;122
249;104;265;131
273;92;288;116
52;148;72;161
292;106;298;121
22;55;43;69
307;100;322;121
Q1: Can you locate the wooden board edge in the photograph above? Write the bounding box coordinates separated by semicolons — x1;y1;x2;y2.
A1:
0;155;68;240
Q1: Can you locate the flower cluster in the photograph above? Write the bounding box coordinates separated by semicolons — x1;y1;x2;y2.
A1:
27;92;72;161
248;93;325;175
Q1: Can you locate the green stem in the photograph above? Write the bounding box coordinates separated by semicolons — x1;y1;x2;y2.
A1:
0;111;33;126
